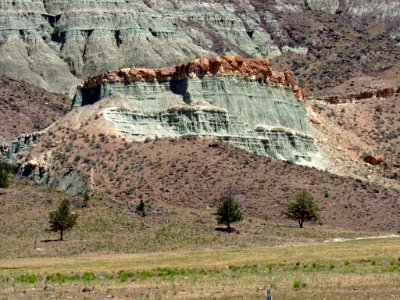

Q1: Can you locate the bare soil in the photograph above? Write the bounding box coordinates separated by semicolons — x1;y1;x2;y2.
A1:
307;93;400;188
0;76;71;144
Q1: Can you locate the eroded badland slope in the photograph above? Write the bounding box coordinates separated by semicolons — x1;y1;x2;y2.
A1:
0;0;398;96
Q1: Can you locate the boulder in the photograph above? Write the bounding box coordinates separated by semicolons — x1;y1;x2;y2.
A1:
363;155;384;165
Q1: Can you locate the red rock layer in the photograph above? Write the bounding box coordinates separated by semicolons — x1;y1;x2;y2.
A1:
320;87;400;104
80;56;305;101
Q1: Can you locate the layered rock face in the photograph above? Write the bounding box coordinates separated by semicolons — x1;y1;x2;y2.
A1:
0;0;277;95
0;0;336;95
0;0;79;95
1;0;397;96
75;56;322;167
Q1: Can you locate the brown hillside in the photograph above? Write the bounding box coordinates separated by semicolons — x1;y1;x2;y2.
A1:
268;4;400;97
22;115;400;231
0;76;71;144
308;91;400;187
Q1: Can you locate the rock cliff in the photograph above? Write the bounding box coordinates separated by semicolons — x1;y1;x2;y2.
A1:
74;56;322;167
2;0;397;96
0;0;276;95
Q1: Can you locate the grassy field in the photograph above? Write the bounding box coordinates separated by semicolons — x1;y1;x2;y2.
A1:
0;238;399;299
2;179;392;260
1;179;399;298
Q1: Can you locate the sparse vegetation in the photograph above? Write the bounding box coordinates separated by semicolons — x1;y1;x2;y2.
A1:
0;238;399;298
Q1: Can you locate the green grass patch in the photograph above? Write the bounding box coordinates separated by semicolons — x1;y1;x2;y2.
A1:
16;274;38;284
293;279;308;289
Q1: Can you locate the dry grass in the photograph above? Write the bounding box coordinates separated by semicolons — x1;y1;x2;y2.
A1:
0;238;399;299
1;178;385;260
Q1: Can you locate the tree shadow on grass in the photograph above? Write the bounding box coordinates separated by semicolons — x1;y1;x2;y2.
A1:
215;227;240;234
40;239;63;243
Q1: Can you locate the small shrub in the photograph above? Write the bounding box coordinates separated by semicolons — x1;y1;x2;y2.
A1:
119;271;134;282
327;111;336;118
65;143;73;152
82;192;89;208
0;162;13;188
0;169;9;188
293;279;307;289
228;265;239;272
136;199;147;217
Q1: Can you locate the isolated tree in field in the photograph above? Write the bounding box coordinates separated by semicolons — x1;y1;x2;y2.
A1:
49;199;78;240
216;196;243;232
285;190;320;228
136;199;147;217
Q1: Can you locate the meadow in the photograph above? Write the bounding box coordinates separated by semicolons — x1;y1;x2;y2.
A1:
0;238;399;299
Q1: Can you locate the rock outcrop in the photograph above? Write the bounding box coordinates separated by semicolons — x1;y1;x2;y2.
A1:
79;56;304;100
316;86;400;104
74;56;323;167
363;155;384;166
0;132;44;162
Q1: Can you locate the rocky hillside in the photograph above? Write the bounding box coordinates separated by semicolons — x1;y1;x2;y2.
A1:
1;0;398;96
0;76;71;144
14;116;400;231
0;0;399;236
308;88;400;187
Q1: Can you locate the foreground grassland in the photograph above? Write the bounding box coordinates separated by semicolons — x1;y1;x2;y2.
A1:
1;180;394;260
0;238;399;299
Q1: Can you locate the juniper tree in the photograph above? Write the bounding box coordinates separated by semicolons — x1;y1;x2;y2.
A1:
0;162;13;188
136;199;147;217
49;199;78;240
0;169;9;188
285;190;320;228
216;197;243;232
